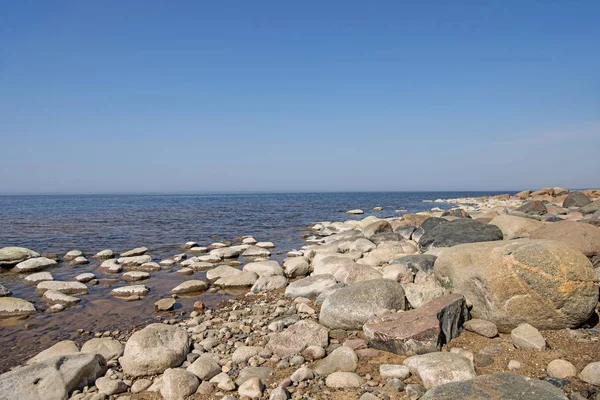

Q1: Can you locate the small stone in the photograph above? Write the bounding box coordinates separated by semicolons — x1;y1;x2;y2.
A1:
508;360;521;370
238;376;265;398
131;379;152;393
122;271;150;282
511;323;546;350
155;298;176;311
95;377;127;395
326;372;364;388
291;367;314;383
379;364;411;380
547;359;577;379
463;319;498;338
75;273;96;283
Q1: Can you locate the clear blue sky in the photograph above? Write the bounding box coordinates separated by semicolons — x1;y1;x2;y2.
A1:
1;1;599;194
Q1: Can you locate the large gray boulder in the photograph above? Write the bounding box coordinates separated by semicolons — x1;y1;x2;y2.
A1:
434;239;599;332
420;372;568;400
390;254;437;274
563;191;591;208
418;219;503;252
0;353;106;400
319;279;406;329
580;199;600;215
0;247;39;267
119;324;189;377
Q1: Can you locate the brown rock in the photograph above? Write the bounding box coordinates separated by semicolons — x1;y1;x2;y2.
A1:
363;294;468;355
530;221;600;267
514;190;532;200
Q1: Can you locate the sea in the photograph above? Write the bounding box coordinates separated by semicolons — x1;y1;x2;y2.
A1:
0;191;510;371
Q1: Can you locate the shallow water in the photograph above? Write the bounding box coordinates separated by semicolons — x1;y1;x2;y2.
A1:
0;191;508;371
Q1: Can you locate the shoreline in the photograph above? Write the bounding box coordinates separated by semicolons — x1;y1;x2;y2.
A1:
0;187;598;399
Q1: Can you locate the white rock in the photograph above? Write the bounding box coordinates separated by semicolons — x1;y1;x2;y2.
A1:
110;285;149;298
42;290;81;307
171;280;208;294
122;271;150;282
325;372;364;388
15;257;57;273
36;281;88;296
256;242;275;249
380;364;411;380
511;323;546;350
579;362;600;385
75;273;95;283
24;271;54;284
403;352;476;389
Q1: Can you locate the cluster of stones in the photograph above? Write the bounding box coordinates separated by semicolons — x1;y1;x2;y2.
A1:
0;186;599;400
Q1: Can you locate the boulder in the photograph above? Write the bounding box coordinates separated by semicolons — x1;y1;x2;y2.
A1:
251;275;288;293
420;372;568;400
313;346;358;375
99;259;122;273
285;274;337;298
206;265;242;281
14;257;57;273
81;338;124;361
119;323;189;377
0;297;36;318
516;200;548;215
442;209;471;218
563;191;591;208
93;249;114;260
187;356;221;381
319;279;406;329
0;353;106;400
489;215;545;240
403;352;476;389
402;282;449;309
530;221;600;267
214;271;258;287
171;280;208;294
514;190;532;199
312;255;356;276
243;260;283;277
357;242;417;267
110;285;149;298
117;255;152;266
580;199;600;215
27;340;79;365
418;219;503;252
333;263;382;284
579;362;600;386
64;250;83;260
283;257;310;278
74;273;95;283
363;294;468;355
156;368;199;400
242;245;271;257
0;246;40;266
547;359;577;379
363;220;392;239
390;254;437;274
122;271;150;282
434;239;599;332
95;377;127;395
267;320;329;358
154;298;176;311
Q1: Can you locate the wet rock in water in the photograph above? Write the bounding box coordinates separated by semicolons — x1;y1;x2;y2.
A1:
119;323;189;377
0;246;40;266
110;285;149;298
42;290;81;307
0;353;106;400
325;372;364;388
171;280;208;294
26;340;79;365
24;271;54;285
418;219;503;252
64;250;84;260
211;245;248;259
95;376;128;395
390;254;437;275
579;362;600;385
420;372;569;400
434;239;599;332
463;319;498;338
547;359;578;379
530;221;600;267
238;376;265;398
563;191;591;208
120;246;148;257
117;254;152;266
155;298;177;311
489;215;545;240
347;209;364;215
157;368;200;400
313;346;358;375
99;258;122;273
188;246;208;255
122;271;150;282
36;281;88;296
93;249;114;260
159;259;175;267
363;294;468;356
267;319;329;358
74;273;95;283
0;284;11;297
516;200;548;215
215;271;258;287
242;245;271;258
128;261;161;272
187;356;221;380
403;352;476;389
319;279;406;330
81;337;124;361
251;275;288;293
256;241;275;248
70;256;89;265
511;323;546;350
283;257;310;278
243;260;284;277
243;237;257;245
14;257;57;273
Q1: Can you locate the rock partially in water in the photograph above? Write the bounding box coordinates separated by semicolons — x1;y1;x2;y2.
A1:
0;353;106;400
122;271;150;282
171;280;208;294
93;249;114;260
155;298;177;311
120;246;148;257
24;271;54;285
42;290;81;307
36;281;88;296
64;250;84;260
0;284;11;297
0;246;40;267
110;285;149;298
14;257;57;273
117;254;152;266
99;259;122;273
74;273;95;283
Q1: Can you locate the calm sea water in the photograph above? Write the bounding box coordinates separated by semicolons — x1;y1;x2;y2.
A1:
0;191;509;371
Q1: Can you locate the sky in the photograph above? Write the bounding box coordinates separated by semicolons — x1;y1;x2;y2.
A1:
1;1;599;194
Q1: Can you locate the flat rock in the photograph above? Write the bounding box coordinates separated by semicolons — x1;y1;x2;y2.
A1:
0;353;106;400
24;271;54;284
120;247;148;257
64;250;84;260
530;221;600;267
363;294;468;356
420;372;568;400
206;265;242;281
81;337;124;361
511;323;546;350
119;323;189;377
122;271;150;282
74;273;95;283
99;258;122;273
0;297;37;318
42;290;81;307
214;271;258;287
390;254;438;274
117;254;152;266
110;285;149;298
267;319;329;358
243;260;283;277
319;279;406;329
14;257;57;273
27;340;79;365
243;245;271;257
380;364;411;380
36;281;88;296
0;246;40;266
285;274;337;298
434;239;599;332
347;209;364;215
403;352;476;389
171;280;208;294
235;366;275;386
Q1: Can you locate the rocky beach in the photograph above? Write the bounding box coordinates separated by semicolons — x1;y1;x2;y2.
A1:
1;188;600;400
